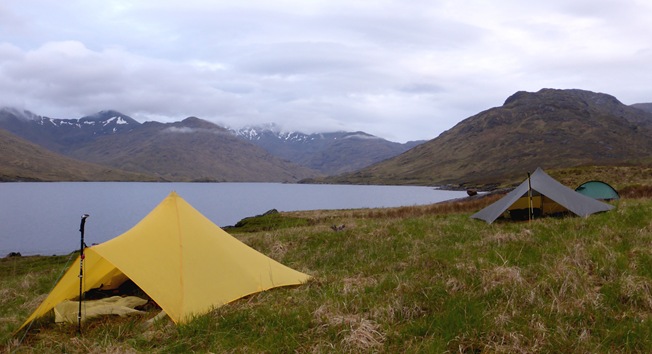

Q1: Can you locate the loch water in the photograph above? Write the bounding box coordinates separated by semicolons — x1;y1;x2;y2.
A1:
0;182;467;256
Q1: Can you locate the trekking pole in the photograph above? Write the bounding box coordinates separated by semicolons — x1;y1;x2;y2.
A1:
78;214;89;335
527;172;533;222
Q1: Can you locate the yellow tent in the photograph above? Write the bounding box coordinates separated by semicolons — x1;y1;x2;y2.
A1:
18;192;311;331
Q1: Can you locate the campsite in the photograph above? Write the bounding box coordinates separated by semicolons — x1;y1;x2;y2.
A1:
2;167;652;352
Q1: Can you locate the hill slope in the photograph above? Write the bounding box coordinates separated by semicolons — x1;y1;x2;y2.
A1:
326;89;652;187
632;102;652;113
0;128;157;181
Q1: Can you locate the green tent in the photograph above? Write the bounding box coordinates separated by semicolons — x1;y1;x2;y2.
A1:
575;181;620;201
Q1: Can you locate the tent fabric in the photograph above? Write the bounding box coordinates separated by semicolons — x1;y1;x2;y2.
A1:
18;192;311;331
575;180;620;201
471;168;614;224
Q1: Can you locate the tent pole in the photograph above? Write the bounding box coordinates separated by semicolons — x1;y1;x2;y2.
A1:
78;214;89;335
527;172;533;222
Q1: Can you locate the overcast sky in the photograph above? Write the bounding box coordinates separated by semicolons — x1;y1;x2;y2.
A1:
1;1;650;142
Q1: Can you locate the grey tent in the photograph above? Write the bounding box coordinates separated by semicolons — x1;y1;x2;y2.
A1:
471;167;614;224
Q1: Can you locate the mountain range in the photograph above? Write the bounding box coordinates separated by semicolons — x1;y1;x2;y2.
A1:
231;125;423;175
0;108;420;182
2;88;651;185
325;88;652;187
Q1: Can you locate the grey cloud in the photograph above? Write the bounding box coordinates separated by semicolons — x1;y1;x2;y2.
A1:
1;1;651;142
233;42;370;76
397;83;445;95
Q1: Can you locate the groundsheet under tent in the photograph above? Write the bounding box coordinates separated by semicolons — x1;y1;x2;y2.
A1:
54;296;148;323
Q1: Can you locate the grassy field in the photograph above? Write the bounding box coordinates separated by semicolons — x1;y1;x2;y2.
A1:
2;191;652;352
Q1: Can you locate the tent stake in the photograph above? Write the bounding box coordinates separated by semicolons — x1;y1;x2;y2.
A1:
78;214;89;335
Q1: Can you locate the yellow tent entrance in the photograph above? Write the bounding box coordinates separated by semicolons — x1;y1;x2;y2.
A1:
19;192;311;331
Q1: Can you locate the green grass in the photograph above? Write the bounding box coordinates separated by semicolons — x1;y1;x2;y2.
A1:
3;198;652;352
225;210;311;232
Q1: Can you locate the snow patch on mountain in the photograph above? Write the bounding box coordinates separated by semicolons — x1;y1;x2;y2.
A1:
230;124;365;143
104;116;130;126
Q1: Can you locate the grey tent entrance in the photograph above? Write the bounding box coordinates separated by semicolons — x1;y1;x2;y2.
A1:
471;168;614;224
575;181;620;201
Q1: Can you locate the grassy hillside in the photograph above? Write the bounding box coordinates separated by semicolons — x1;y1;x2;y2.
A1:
3;191;652;352
547;165;652;193
477;165;652;192
0;129;159;182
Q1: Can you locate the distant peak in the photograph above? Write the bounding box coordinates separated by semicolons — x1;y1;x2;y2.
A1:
80;110;138;125
98;109;124;116
504;88;622;107
0;107;41;121
179;116;225;130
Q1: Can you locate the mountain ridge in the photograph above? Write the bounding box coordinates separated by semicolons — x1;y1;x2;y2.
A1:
230;125;424;174
0;106;424;180
2;88;651;184
323;88;652;187
0;109;320;182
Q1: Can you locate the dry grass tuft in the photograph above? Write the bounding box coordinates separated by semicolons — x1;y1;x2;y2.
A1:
20;293;48;312
269;240;288;260
4;338;22;353
451;327;550;354
621;275;652;310
313;304;386;351
481;228;533;247
19;273;36;290
62;336;140;354
368;223;391;239
341;275;377;295
0;288;19;307
445;277;467;294
536;243;605;315
371;296;426;324
340;317;385;351
454;261;478;273
0;315;18;325
313;304;355;328
482;265;524;293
